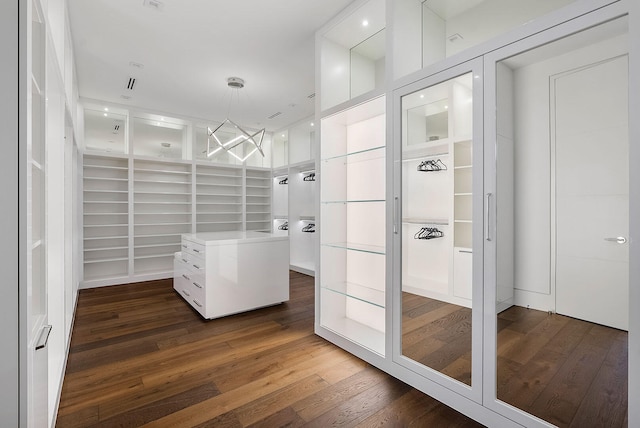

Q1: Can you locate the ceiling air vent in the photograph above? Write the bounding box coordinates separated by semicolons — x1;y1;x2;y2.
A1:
267;112;282;119
307;93;316;99
126;77;136;91
143;0;164;11
113;124;120;134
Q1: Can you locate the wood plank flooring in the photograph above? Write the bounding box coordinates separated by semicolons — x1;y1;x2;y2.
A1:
56;272;483;427
401;292;628;427
497;305;628;428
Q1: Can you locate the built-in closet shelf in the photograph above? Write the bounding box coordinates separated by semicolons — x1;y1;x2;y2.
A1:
84;256;129;264
319;311;385;356
321;145;385;162
134;169;191;175
402;218;449;225
299;216;315;221
82;155;130;280
321;199;385;205
321;242;385;255
84;177;128;182
134;233;183;238
84;235;128;240
134;253;176;260
322;282;385;308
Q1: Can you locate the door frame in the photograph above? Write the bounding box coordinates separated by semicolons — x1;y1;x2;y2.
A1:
551;54;629;330
483;2;634;427
392;57;485;403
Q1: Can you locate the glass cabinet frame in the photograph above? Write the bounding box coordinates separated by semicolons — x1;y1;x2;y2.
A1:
392;58;485;402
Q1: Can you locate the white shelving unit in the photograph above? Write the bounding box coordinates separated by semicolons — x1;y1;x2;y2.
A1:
195;163;243;233
83;154;129;282
319;95;386;356
29;1;47;344
245;168;272;232
400;73;474;308
271;116;318;275
133;159;192;276
289;164;316;275
272;168;289;237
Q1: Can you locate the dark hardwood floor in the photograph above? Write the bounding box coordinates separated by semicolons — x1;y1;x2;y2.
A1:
401;292;472;386
56;272;483;427
497;305;628;428
401;292;628;428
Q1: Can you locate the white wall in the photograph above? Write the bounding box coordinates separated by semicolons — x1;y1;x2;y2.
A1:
1;0;20;425
446;0;577;57
511;34;628;310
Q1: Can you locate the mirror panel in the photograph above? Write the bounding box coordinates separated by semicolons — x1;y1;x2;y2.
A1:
132;116;186;159
494;17;629;426
393;0;581;80
401;72;473;385
84;109;127;154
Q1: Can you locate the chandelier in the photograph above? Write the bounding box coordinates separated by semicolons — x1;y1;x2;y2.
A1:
207;77;265;162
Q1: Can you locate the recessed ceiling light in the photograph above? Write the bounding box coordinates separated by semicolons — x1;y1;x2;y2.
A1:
103;113;108;117
310;123;314;127
104;107;109;111
444;105;449;109
362;19;369;27
281;134;285;138
419;94;424;99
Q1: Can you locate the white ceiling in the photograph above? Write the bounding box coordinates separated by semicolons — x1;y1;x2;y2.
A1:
67;0;355;132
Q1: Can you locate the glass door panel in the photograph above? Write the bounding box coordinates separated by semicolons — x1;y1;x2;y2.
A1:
492;16;629;427
398;70;477;388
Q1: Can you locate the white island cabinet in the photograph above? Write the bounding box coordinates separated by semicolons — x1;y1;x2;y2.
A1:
174;231;289;319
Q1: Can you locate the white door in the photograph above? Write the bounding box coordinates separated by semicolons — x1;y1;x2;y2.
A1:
554;55;629;331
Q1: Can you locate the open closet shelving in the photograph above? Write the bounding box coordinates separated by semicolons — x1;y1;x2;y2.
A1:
195;163;243;233
245;168;272;232
319;95;386;356
270;116;317;275
82;153;273;287
82;154;129;281
133;159;192;276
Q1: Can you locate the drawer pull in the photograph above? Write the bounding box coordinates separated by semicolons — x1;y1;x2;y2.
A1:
182;289;190;297
193;281;203;289
182;244;188;249
182;274;190;281
193;264;201;270
182;258;188;263
193;249;201;253
193;299;203;308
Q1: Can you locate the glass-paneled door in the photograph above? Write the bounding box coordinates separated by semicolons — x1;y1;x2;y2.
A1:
393;59;483;400
483;8;630;427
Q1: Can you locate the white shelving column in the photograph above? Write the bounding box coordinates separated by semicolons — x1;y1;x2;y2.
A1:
272;168;289;236
82;154;130;284
318;95;386;356
133;159;192;277
195;163;244;233
245;168;272;232
289;164;316;275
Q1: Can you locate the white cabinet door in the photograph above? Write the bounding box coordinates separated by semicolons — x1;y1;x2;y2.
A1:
554;55;629;330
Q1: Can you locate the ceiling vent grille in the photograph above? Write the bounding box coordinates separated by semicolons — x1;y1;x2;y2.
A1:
113;124;120;134
126;77;136;91
267;111;282;119
307;93;316;99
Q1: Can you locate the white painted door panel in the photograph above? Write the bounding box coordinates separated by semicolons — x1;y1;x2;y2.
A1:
555;55;628;330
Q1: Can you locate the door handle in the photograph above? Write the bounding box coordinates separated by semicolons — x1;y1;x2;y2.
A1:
35;325;52;350
604;236;627;244
485;193;492;242
393;196;399;235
